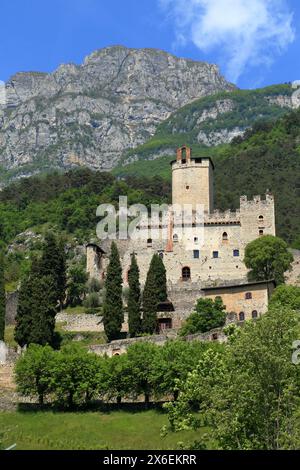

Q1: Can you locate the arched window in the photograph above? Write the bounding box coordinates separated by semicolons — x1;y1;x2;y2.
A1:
259;215;264;221
173;234;179;242
245;292;252;300
182;147;187;163
182;267;191;281
147;238;152;247
239;312;245;322
222;232;228;241
259;229;264;236
252;310;258;319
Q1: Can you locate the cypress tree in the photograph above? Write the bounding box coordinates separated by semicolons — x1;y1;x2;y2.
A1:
103;242;124;342
142;254;168;335
127;254;141;338
153;254;168;302
142;255;159;335
15;260;57;347
0;252;5;342
39;232;67;309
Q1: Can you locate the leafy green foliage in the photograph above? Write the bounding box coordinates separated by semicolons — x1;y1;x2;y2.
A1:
66;266;88;307
0;168;171;247
15;344;56;405
270;284;300;310
121;85;292;162
244;235;294;284
165;305;300;450
180;297;226;336
102;242;124;342
48;344;103;407
0;251;5;341
127;254;141;338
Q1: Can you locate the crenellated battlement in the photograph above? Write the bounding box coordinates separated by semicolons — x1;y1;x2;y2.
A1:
240;193;274;208
204;209;241;225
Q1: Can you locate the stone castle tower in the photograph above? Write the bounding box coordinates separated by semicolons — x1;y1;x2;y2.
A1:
87;146;276;287
171;145;214;213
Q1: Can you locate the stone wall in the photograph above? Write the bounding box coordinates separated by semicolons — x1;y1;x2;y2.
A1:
56;313;129;333
89;328;227;357
203;282;273;321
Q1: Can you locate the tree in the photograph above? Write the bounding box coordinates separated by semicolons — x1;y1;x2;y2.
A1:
0;251;5;342
180;297;226;336
39;232;67;309
126;341;158;404
67;266;88;307
49;344;102;407
244;235;293;285
105;354;131;404
15;344;56;405
270;284;300;311
152;340;213;400
14;269;57;347
102;242;124;342
153;254;168;302
127;254;141;337
165;305;300;450
142;254;162;334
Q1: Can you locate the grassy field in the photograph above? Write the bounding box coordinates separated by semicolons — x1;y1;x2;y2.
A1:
0;409;204;450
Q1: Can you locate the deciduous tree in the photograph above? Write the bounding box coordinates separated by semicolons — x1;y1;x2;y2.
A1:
244;235;293;285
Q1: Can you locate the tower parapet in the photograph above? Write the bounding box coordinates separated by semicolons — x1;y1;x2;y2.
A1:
171;146;214;214
240;193;276;244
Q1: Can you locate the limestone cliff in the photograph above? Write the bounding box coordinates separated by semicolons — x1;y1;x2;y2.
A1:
0;45;235;179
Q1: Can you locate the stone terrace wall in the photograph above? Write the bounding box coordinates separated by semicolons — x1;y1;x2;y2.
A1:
89;328;227;357
56;313;129;332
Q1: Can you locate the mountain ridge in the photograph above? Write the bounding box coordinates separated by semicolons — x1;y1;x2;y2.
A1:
0;45;235;183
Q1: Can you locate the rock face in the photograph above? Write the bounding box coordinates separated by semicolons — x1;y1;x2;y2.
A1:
0;46;235;176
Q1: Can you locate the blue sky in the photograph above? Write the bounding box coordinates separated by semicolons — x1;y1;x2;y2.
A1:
0;0;300;89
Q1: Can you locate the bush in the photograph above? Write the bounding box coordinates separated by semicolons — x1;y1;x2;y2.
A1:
180;297;227;336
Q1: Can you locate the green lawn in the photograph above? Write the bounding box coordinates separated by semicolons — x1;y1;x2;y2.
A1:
0;409;205;450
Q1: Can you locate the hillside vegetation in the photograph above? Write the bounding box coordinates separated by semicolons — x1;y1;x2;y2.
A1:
121;85;293;162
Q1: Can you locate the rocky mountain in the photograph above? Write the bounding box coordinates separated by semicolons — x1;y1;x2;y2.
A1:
121;85;297;163
0;45;235;181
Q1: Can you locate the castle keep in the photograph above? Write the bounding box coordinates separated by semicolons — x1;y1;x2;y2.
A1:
87;146;276;330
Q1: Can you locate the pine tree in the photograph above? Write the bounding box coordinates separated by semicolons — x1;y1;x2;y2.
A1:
39;232;67;309
127;254;141;337
102;242;124;342
15;259;57;347
0;252;5;342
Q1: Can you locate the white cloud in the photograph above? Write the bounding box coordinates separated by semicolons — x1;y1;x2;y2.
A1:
159;0;295;83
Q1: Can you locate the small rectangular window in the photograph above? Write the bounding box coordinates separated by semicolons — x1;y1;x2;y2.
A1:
213;251;219;259
233;249;240;257
193;250;200;259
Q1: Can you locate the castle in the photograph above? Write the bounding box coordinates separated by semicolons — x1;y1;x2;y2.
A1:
87;146;276;331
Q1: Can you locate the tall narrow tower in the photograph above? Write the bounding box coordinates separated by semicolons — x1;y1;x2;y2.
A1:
171;146;214;214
